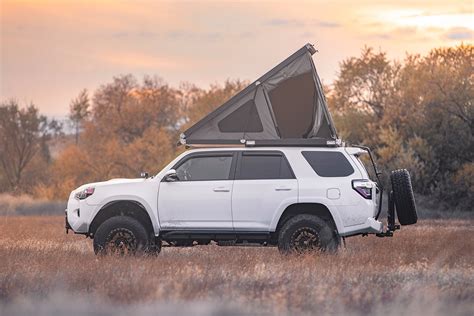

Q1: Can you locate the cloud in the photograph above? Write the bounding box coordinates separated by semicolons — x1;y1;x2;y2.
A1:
109;30;160;39
368;26;419;41
314;21;340;28
99;52;188;70
444;27;473;40
266;18;305;27
266;19;340;28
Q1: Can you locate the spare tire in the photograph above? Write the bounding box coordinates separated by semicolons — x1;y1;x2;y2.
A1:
390;169;418;225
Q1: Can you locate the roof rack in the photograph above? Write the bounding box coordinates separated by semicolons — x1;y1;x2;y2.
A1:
181;138;343;148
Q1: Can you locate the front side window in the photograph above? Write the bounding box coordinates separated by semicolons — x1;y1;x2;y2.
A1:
176;155;233;181
237;153;294;180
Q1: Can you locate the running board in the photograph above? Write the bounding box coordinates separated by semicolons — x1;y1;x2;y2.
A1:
160;230;272;242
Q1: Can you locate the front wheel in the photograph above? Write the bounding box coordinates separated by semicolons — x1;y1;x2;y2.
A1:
278;214;340;254
93;216;151;255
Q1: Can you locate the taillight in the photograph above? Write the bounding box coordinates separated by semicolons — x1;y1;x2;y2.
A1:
352;180;373;199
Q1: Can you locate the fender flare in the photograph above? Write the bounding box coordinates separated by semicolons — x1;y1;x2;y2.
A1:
269;199;345;234
88;196;160;235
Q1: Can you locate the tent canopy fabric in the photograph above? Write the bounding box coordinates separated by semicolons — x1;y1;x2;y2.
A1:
180;43;338;146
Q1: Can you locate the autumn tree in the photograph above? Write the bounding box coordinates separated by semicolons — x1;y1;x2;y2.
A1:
333;47;399;119
35;45;473;209
383;44;473;206
329;44;472;209
0;100;61;192
69;89;90;145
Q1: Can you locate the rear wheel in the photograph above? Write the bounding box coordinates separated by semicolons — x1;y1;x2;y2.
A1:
391;169;418;225
93;216;151;255
278;214;339;254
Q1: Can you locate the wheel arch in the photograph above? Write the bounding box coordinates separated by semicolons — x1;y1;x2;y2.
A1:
272;202;343;235
89;200;155;237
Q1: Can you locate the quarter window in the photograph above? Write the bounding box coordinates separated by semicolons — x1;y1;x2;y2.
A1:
302;151;354;177
237;153;294;180
176;156;233;181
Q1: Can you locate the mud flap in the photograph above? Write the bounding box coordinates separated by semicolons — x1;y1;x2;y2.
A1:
376;191;400;237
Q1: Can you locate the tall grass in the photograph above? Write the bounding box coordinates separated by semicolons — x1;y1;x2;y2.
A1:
0;217;473;315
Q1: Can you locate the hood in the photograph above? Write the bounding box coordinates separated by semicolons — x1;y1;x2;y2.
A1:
74;178;146;192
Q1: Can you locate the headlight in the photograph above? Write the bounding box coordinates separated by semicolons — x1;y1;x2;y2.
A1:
75;187;95;200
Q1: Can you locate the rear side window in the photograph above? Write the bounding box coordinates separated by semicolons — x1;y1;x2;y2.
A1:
302;151;354;177
237;153;294;180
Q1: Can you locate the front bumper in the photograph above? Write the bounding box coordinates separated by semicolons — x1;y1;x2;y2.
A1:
65;194;92;234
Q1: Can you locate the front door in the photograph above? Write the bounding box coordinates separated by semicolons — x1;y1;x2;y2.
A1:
158;152;236;230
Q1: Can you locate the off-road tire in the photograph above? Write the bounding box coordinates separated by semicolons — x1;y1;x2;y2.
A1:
93;216;150;255
278;214;340;254
390;169;418;225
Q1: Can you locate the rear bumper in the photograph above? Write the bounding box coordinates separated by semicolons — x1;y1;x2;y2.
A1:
340;217;383;237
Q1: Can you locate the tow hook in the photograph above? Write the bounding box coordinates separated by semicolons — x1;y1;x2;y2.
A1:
376;191;400;238
65;210;71;234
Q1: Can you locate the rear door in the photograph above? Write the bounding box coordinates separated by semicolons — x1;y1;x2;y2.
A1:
231;151;297;231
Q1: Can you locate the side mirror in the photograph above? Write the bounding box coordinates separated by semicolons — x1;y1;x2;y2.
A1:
140;172;149;179
163;169;178;182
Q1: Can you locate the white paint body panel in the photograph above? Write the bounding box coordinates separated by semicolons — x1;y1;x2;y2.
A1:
232;179;298;231
66;147;383;237
158;180;233;229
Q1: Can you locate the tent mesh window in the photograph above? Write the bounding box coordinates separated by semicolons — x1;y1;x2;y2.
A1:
217;99;263;133
268;72;315;138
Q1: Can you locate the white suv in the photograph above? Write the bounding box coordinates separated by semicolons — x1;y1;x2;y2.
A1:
65;146;417;254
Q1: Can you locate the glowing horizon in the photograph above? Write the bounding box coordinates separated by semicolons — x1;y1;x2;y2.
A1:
1;0;472;116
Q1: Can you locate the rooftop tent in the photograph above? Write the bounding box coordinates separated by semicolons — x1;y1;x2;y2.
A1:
180;43;338;146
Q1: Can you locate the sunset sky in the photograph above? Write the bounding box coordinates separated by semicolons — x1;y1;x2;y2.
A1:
1;0;472;116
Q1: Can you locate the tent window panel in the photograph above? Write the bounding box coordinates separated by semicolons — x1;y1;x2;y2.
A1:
268;72;316;138
217;99;264;133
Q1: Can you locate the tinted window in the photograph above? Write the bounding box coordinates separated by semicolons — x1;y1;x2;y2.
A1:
218;99;263;133
302;151;354;177
237;153;294;180
176;156;233;181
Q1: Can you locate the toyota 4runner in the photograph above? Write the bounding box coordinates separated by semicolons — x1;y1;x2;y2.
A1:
65;146;417;255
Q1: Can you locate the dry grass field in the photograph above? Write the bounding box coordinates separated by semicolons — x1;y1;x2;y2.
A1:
0;216;473;316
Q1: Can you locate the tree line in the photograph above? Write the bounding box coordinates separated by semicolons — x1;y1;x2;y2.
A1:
0;44;472;210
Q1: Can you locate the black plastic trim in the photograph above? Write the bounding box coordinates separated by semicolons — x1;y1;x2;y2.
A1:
160;230;272;241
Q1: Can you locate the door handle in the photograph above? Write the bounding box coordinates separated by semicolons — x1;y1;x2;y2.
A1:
275;187;292;191
213;187;230;192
